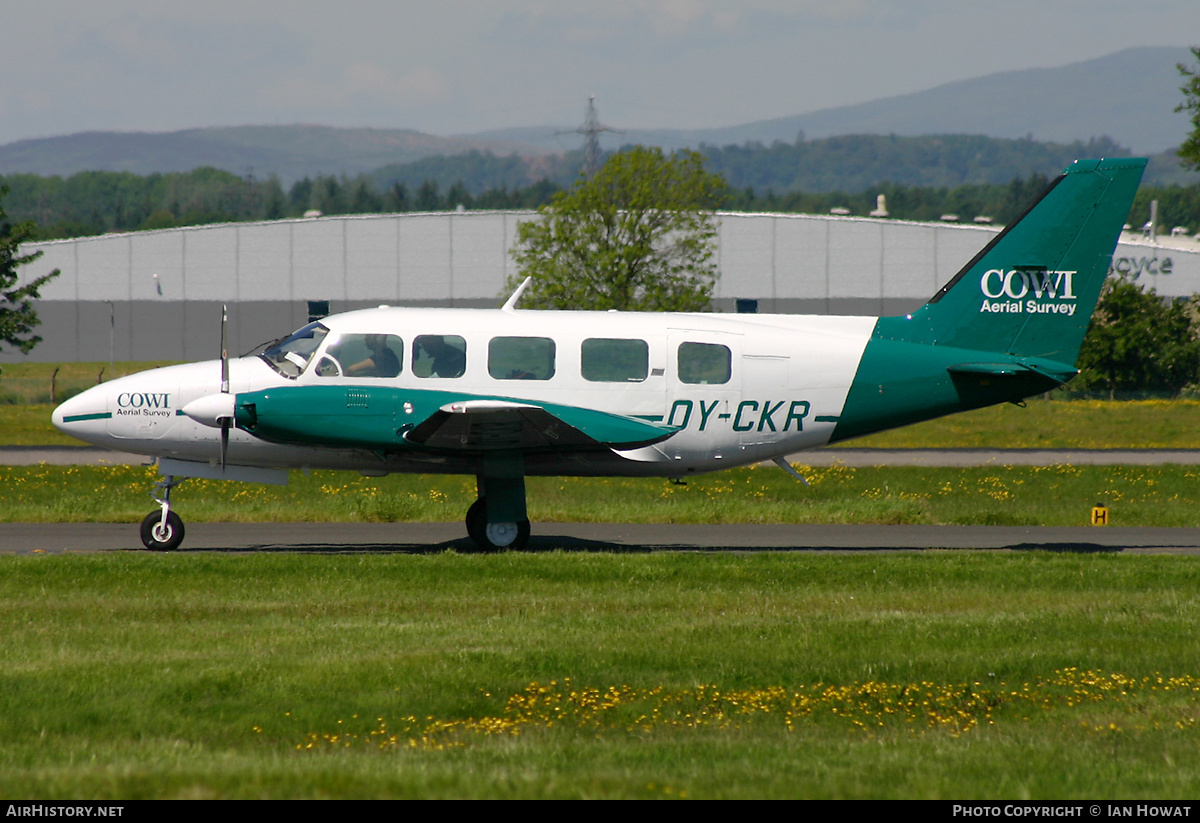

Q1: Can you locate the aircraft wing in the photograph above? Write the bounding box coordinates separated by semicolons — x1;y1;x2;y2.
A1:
404;399;676;452
233;386;677;454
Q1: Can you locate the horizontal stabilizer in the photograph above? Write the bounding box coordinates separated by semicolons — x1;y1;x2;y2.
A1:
946;362;1077;384
832;158;1143;443
893;157;1147;363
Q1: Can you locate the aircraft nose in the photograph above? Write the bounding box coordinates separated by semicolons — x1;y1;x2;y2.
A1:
52;385;111;443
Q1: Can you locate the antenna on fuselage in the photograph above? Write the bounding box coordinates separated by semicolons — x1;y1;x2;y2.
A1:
772;456;810;486
502;277;532;312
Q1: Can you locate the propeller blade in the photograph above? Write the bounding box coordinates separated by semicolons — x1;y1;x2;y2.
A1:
220;304;229;394
220;304;230;470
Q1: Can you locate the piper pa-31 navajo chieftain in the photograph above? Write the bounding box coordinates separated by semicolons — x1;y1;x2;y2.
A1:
54;158;1146;551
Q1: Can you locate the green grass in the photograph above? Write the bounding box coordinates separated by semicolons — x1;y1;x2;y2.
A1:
1;552;1199;799
0;361;177;405
849;397;1200;449
3;463;1200;526
0;361;178;445
0;405;82;446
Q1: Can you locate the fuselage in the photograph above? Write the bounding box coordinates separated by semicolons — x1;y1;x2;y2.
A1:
53;305;878;477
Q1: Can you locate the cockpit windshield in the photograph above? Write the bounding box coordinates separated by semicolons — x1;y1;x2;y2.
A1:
260;322;329;377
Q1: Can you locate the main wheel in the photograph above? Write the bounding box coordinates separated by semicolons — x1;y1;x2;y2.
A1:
140;510;185;551
464;499;529;552
485;519;530;550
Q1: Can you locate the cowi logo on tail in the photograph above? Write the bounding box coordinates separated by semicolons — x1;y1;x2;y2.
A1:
979;268;1078;315
53;157;1146;552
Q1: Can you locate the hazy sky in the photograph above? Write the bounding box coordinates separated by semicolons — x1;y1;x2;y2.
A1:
3;1;1198;145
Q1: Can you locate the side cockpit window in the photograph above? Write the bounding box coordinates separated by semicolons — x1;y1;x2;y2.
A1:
677;342;731;385
260;322;329;378
316;333;403;378
489;336;555;380
413;335;467;378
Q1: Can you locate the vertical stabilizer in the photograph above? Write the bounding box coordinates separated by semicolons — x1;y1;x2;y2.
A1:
831;158;1145;443
883;157;1145;364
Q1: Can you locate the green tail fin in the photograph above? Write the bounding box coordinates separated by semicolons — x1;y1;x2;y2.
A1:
830;158;1145;443
882;157;1146;364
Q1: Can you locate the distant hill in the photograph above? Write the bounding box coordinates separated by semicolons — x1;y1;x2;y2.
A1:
464;47;1196;157
369;135;1197;195
701;135;1131;193
369;149;583;197
0;125;548;185
0;46;1195;190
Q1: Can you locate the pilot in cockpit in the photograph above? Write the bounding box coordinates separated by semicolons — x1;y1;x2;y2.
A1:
346;334;401;377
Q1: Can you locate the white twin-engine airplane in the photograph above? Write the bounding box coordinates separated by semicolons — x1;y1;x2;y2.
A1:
53;158;1146;551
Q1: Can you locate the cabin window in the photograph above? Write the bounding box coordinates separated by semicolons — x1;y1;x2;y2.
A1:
413;334;467;378
316;333;403;378
677;342;731;385
489;336;556;380
581;338;649;383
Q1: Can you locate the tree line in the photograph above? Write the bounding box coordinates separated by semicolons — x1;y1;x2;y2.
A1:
0;167;573;241
7;164;1200;243
6;129;1199;240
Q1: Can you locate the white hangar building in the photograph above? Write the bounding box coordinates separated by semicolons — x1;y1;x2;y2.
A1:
8;210;1200;363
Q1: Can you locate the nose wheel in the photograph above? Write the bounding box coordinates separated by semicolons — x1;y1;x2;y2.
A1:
140;510;185;551
141;475;188;551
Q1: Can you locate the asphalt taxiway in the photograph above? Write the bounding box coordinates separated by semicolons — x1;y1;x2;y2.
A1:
5;447;1200;555
4;522;1200;555
9;446;1200;467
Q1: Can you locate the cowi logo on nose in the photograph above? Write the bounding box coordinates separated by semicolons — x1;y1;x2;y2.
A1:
115;391;172;417
978;268;1078;316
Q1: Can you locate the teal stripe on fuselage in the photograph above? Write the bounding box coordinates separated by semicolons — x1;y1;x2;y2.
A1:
62;412;111;423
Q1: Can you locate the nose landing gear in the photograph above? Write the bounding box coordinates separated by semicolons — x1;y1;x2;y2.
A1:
140;475;188;551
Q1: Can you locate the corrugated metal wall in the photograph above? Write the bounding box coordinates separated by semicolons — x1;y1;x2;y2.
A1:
9;211;1199;362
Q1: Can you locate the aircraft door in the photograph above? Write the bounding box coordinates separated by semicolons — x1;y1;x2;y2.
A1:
663;330;742;463
737;354;791;449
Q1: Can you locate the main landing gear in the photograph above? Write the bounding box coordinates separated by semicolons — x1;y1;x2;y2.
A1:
141;474;187;551
465;498;530;552
464;466;530;552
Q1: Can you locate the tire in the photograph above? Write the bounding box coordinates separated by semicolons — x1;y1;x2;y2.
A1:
464;499;530;552
140;510;185;551
465;498;487;548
